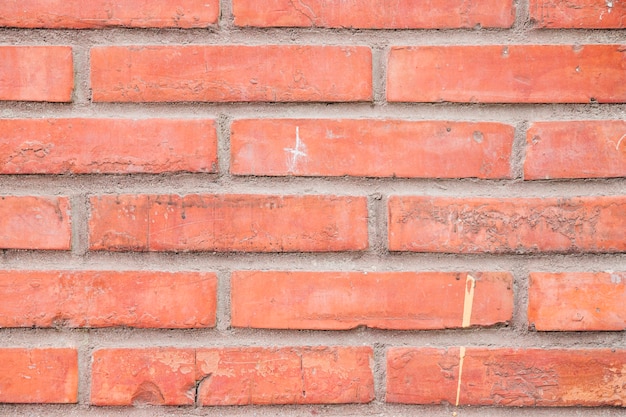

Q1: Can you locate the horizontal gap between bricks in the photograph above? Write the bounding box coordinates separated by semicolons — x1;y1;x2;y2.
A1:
0;176;623;197
0;327;624;350
1;103;626;121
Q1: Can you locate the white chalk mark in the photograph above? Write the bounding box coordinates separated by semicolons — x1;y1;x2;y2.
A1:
606;0;613;13
455;275;476;407
615;134;626;150
284;126;307;173
455;346;466;407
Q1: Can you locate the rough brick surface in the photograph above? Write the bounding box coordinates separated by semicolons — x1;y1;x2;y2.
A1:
231;271;513;330
91;46;372;103
0;46;73;102
89;194;368;252
387;45;626;103
0;196;71;250
387;347;626;406
525;121;626;179
0;270;217;328
530;0;626;28
529;272;626;331
0;0;219;29
233;0;515;29
0;348;78;403
231;119;514;179
0;118;217;174
91;347;374;406
388;196;626;253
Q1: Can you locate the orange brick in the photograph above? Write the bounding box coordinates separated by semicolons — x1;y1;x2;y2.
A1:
0;270;217;328
387;347;626;406
388;196;626;253
91;348;196;406
387;45;626;103
0;196;71;250
89;194;368;252
0;118;217;174
0;0;219;28
0;348;77;403
529;272;626;331
0;46;73;102
530;0;626;28
196;347;374;405
91;45;372;103
231;119;514;179
233;0;514;28
231;271;512;330
91;347;374;406
525;121;626;179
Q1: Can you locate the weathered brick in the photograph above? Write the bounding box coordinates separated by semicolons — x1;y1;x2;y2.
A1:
525;121;626;179
387;347;626;406
0;0;219;28
89;194;368;252
196;347;374;405
0;270;217;328
0;118;217;174
530;0;626;28
233;0;515;29
388;196;626;253
387;45;626;103
91;348;196;406
91;46;372;103
0;196;71;250
529;272;626;331
91;347;374;406
0;348;78;403
231;271;513;330
0;46;73;102
231;119;514;179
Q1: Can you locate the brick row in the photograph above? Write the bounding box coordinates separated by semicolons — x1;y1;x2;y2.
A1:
2;45;624;104
3;195;624;253
4;1;620;29
4;347;625;406
2;269;624;332
2;119;623;179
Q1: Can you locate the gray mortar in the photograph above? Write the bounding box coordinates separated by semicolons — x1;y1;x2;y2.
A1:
0;0;625;415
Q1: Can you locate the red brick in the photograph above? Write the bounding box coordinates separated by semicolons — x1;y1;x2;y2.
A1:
196;347;374;405
388;196;626;253
231;119;514;179
89;194;368;252
0;0;219;29
530;0;626;28
231;271;512;330
0;46;73;102
387;347;626;406
0;270;217;328
0;348;77;403
91;348;196;406
91;46;372;103
387;45;626;103
529;272;626;331
0;118;217;174
0;196;71;250
91;347;374;406
525;121;626;179
233;0;514;29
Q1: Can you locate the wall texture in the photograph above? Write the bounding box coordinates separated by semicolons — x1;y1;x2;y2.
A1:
0;1;625;416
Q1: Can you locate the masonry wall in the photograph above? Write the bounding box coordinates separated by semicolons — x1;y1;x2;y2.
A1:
0;1;625;416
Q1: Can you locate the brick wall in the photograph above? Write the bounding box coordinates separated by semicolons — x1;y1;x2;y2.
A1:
0;1;625;416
